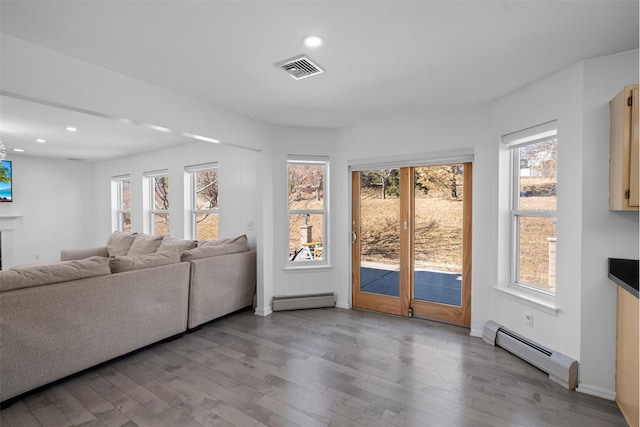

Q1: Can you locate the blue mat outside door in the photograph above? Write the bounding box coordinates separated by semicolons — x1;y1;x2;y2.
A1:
360;267;461;306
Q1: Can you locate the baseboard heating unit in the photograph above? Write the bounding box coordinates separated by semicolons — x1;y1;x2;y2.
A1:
483;321;578;390
272;293;335;311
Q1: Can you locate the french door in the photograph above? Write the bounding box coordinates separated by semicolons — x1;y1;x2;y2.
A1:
351;163;472;326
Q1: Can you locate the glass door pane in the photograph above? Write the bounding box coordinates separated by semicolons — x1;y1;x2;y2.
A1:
359;169;401;297
413;164;464;307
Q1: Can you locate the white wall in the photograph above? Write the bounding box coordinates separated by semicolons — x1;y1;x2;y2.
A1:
491;63;585;361
0;156;95;267
267;126;342;309
93;141;259;246
579;49;639;399
491;49;639;399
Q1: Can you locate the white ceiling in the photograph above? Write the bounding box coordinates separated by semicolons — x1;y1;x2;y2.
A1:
0;1;638;160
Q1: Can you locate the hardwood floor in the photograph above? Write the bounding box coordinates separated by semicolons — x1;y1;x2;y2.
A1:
1;308;627;427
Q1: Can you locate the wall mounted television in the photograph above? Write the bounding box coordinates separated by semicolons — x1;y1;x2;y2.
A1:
0;160;12;202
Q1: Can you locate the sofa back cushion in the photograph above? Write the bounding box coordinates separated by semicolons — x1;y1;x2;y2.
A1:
109;250;181;274
107;231;138;256
127;233;165;256
157;235;197;254
181;235;248;261
197;234;247;249
0;256;111;292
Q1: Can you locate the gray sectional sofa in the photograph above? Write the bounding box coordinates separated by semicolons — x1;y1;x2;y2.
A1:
0;232;256;403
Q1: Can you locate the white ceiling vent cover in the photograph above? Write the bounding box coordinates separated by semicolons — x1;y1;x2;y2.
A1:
274;54;325;80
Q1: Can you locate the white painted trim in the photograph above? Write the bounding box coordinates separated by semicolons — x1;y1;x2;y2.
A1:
348;147;474;171
0;215;21;269
470;328;484;338
576;383;616;401
335;302;351;310
284;264;333;273
254;306;273;317
493;286;559;316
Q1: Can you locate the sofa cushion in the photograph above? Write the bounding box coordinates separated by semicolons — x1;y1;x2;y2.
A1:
127;233;164;256
181;236;248;261
197;234;247;248
107;231;138;256
157;235;197;254
109;250;181;273
0;256;111;292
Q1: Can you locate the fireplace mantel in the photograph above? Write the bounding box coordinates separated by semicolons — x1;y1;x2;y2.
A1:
0;215;23;229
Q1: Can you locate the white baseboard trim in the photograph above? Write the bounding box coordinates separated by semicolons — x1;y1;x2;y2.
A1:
335;302;351;310
576;383;616;401
470;328;484;338
254;306;273;317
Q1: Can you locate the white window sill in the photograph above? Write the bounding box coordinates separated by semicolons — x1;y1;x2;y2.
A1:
284;264;333;273
493;286;559;316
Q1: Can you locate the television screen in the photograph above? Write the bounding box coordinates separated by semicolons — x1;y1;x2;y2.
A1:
0;160;12;202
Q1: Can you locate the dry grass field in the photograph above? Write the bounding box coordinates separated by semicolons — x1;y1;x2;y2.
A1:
358;176;556;291
286;174;557;292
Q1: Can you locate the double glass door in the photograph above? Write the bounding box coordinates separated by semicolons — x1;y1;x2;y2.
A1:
351;163;472;326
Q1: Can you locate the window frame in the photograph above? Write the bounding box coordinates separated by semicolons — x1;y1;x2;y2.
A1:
505;121;558;296
113;175;131;232
287;156;329;267
186;162;219;240
144;169;170;235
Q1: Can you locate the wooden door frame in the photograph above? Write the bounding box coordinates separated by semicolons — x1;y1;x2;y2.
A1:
351;170;406;316
351;163;472;326
409;162;472;326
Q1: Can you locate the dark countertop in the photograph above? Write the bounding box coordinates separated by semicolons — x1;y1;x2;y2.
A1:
608;258;639;299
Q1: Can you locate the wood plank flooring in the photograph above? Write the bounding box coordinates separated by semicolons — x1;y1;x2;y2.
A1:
1;308;627;427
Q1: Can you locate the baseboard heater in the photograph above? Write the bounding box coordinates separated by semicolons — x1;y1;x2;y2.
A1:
483;321;578;390
272;293;335;311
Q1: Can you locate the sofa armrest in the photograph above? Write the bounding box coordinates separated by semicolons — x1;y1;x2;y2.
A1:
188;250;256;329
61;246;109;261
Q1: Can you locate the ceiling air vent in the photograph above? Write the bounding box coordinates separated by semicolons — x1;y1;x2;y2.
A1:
274;54;325;80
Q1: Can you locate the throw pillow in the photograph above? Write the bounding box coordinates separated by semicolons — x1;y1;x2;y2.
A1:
107;231;138;256
109;250;181;274
157;235;197;254
0;256;111;292
127;233;164;256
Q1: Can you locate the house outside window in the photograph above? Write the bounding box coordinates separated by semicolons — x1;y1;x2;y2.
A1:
503;121;558;295
113;175;131;232
145;170;170;235
186;163;218;240
288;156;328;264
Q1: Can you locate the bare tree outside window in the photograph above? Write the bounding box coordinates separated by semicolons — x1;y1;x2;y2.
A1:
288;160;327;262
192;168;218;240
117;178;131;232
151;174;169;235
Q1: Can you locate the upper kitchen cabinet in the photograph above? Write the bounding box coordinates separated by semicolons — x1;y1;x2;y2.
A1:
610;84;639;211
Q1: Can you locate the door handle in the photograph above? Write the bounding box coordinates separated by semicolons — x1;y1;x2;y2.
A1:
352;231;357;244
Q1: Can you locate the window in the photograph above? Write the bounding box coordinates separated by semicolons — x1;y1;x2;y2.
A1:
288;157;328;264
504;121;557;295
145;170;170;235
186;163;219;240
113;175;131;232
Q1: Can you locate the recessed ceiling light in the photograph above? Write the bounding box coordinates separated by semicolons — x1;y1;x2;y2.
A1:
66;126;77;132
12;148;25;152
36;138;46;143
303;35;323;48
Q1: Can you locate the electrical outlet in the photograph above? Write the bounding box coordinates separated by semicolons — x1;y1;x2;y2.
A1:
35;254;40;260
247;221;254;231
524;312;533;328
